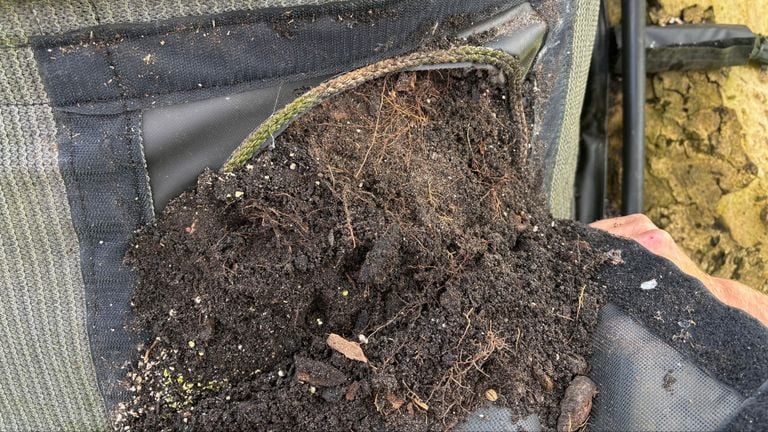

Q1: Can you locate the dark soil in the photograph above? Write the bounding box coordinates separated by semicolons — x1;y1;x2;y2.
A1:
120;69;608;431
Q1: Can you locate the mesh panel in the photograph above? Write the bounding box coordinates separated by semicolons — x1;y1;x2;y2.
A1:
0;104;106;431
590;304;744;431
0;0;97;46
547;0;600;217
459;408;541;432
0;48;48;105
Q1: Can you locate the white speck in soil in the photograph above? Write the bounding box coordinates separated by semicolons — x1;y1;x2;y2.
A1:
640;279;658;290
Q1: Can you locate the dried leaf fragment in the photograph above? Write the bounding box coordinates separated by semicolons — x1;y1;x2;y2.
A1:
412;396;429;411
345;381;360;401
386;392;405;410
327;333;368;363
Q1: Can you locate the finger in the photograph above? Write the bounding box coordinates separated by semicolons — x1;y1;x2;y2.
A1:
589;214;657;239
634;228;712;285
712;277;768;326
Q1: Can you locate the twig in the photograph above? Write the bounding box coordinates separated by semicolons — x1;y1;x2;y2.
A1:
367;302;420;339
341;188;357;249
142;338;159;364
356;78;388;178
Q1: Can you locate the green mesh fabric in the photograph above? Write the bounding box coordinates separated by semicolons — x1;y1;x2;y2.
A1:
0;1;98;46
547;0;600;218
0;103;107;431
0;47;48;105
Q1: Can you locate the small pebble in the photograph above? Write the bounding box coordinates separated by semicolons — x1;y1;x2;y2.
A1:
485;388;498;401
187;341;195;349
289;163;297;170
640;279;658;290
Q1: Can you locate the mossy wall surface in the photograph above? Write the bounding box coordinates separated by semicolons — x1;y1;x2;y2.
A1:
607;0;768;293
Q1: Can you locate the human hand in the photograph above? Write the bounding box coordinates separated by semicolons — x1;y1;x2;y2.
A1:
590;214;768;326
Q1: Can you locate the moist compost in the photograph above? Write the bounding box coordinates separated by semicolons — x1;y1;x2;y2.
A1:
120;69;608;431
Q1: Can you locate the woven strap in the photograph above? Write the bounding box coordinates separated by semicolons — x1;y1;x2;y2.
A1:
222;46;527;172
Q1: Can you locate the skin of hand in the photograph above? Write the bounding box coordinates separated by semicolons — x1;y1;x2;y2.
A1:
590;214;768;326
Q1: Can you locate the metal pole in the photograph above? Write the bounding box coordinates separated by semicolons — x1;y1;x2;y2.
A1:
621;0;646;215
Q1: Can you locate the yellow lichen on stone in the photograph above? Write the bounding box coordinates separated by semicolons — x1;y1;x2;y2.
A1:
717;180;768;248
607;0;768;293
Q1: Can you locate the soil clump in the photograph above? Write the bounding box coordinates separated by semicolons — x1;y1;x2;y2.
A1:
121;69;607;431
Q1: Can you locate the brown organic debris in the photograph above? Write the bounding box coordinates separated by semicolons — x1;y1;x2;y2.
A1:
534;367;555;392
345;381;361;401
327;333;369;363
386;392;405;410
412;396;429;411
557;375;598;432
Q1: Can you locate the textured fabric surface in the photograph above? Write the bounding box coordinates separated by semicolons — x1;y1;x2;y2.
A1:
0;47;48;105
0;0;345;46
590;304;743;431
93;0;350;26
0;104;107;431
0;0;97;46
54;109;155;418
547;0;600;217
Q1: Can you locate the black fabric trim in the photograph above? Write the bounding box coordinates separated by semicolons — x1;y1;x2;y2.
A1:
587;229;768;397
31;0;520;112
54;109;153;413
724;380;768;431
